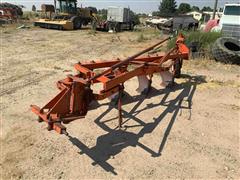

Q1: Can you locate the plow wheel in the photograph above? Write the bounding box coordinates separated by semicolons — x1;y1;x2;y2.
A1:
174;58;183;78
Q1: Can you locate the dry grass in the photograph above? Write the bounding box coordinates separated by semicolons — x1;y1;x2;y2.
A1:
181;58;240;91
134;27;162;42
1;26;240;179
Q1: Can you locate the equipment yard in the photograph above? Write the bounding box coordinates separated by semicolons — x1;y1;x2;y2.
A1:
1;26;240;179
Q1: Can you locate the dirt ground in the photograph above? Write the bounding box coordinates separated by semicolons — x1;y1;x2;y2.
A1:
1;25;240;179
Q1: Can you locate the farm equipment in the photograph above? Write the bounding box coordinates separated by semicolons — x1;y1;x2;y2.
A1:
156;15;199;34
96;7;136;32
34;0;96;30
0;2;23;22
31;34;189;135
0;2;23;16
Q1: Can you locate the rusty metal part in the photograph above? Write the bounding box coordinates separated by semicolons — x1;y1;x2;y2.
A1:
31;34;189;135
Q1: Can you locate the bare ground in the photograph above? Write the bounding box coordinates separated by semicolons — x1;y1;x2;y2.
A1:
0;26;240;179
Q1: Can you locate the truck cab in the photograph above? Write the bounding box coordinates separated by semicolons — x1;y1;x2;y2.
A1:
219;3;240;39
56;0;77;15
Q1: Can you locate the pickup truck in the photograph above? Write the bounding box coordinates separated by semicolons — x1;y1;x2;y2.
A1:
211;3;240;65
218;3;240;39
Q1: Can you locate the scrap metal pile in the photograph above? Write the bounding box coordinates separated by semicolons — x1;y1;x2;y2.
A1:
0;3;23;16
0;2;23;23
31;34;189;135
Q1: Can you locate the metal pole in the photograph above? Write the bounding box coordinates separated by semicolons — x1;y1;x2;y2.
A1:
54;0;56;13
212;0;218;19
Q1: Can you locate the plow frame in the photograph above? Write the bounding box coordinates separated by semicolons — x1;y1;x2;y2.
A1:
31;34;189;135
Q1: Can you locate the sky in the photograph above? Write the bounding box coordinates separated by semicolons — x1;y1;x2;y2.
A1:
2;0;240;13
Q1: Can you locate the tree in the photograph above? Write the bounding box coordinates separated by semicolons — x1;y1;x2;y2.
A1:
129;10;140;25
88;6;98;14
137;13;148;18
191;6;200;12
202;6;213;12
32;5;36;12
152;11;160;16
159;0;177;17
178;3;191;14
98;9;107;20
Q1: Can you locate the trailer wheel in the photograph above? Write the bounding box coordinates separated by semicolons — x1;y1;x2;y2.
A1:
104;22;109;32
115;23;121;32
71;16;82;30
129;23;134;31
212;37;240;65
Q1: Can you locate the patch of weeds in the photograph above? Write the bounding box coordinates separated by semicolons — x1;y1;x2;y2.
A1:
53;66;62;70
21;11;39;20
208;79;224;85
137;33;148;42
3;30;11;34
167;31;222;58
88;29;97;36
208;79;239;87
133;27;143;32
229;104;240;110
151;29;161;38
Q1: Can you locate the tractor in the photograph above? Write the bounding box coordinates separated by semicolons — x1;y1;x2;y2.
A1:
34;0;96;30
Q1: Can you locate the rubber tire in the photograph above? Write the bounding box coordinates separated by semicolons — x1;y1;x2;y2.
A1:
104;22;109;32
129;23;134;31
71;16;82;30
212;37;240;65
115;23;121;32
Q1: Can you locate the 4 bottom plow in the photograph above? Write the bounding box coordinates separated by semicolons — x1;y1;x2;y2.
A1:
31;34;189;135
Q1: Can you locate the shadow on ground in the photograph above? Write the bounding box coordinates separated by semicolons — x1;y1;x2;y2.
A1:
67;74;206;175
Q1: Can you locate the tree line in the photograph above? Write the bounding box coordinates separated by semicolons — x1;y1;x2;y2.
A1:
152;0;217;17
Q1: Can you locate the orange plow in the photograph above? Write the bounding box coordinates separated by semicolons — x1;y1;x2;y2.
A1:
31;34;189;135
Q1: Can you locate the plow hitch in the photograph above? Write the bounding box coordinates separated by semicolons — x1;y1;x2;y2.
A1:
31;34;189;135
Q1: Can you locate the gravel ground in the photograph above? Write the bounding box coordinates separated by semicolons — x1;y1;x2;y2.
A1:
1;26;240;179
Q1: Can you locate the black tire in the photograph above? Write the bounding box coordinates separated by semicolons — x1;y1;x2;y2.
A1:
106;22;113;31
212;37;240;65
53;15;63;20
70;16;82;30
104;22;109;32
115;23;121;32
129;23;134;31
156;24;161;31
82;19;89;26
174;58;182;78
